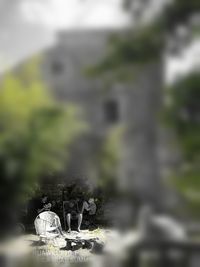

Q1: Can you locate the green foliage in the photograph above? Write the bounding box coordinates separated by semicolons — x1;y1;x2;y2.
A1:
87;22;164;81
164;72;200;216
163;0;200;30
87;0;199;82
124;0;200;28
95;126;124;190
0;61;85;204
164;72;200;162
170;168;200;217
172;169;200;197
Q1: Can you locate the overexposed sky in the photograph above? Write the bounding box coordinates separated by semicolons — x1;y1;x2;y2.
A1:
166;38;200;84
21;0;129;29
0;0;199;82
0;0;129;72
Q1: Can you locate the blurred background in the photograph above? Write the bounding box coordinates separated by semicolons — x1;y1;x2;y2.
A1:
0;0;199;266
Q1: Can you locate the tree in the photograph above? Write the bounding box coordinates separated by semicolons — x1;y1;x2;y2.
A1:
89;0;199;79
164;72;200;216
0;60;85;215
96;126;124;193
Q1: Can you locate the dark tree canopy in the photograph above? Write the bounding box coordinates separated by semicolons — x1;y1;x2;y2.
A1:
88;0;200;80
164;72;200;162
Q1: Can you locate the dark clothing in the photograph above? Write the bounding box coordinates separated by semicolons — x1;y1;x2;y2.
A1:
51;201;60;214
36;199;52;214
26;198;52;224
77;200;84;214
64;200;84;214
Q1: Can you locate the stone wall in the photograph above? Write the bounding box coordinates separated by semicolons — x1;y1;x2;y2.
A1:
15;29;174;207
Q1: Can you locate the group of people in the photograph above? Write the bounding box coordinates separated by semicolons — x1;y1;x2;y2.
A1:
37;194;97;233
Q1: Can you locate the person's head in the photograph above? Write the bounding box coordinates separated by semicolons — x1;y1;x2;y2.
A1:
88;198;94;204
69;199;75;208
41;194;48;204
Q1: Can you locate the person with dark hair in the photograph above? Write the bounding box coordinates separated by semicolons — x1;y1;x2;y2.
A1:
37;194;52;214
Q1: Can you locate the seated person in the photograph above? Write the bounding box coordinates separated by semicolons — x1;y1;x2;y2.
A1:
83;198;97;227
65;198;84;233
83;198;97;216
37;196;64;236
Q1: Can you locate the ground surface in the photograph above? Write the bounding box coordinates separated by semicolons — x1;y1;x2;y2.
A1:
0;229;138;265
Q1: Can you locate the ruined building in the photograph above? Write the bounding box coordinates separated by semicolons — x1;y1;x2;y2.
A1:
18;30;174;206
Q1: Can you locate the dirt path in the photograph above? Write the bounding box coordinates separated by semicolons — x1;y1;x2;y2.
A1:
0;229;138;265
